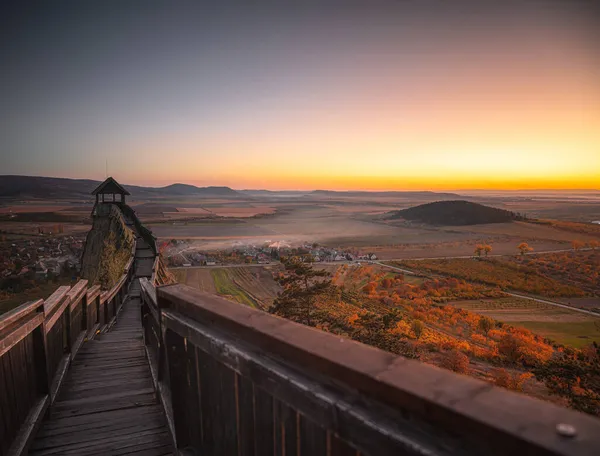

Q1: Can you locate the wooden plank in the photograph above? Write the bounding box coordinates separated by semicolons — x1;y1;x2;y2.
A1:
43;294;71;334
0;312;44;358
165;329;189;449
236;374;255;456
48;355;70;405
0;300;43;333
86;285;101;304
43;287;70;315
299;414;328;456
140;278;157;306
253;384;274;456
67;280;88;311
6;396;49;456
329;433;359;456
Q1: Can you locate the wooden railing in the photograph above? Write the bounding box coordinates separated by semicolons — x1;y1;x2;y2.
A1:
140;282;600;456
0;240;137;456
121;204;158;255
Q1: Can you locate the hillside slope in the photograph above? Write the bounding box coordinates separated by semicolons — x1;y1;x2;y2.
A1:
387;200;516;225
0;175;240;199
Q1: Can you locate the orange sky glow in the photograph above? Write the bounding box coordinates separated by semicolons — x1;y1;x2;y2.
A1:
3;3;599;191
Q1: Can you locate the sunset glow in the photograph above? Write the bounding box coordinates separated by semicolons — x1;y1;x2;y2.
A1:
2;2;598;190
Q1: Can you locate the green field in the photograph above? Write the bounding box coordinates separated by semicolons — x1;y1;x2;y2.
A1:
515;321;600;348
209;269;258;308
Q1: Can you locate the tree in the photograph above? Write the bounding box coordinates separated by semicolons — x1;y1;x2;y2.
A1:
498;333;525;364
572;240;584;251
483;244;492;257
478;316;494;335
474;244;484;257
534;342;600;415
517;242;533;256
441;350;469;373
269;256;333;326
589;240;599;250
411;320;424;339
492;368;533;391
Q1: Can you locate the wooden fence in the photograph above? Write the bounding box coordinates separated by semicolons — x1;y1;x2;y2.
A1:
140;282;600;456
0;247;136;456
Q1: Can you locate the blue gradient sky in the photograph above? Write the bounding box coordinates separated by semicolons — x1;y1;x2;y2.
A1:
1;1;599;189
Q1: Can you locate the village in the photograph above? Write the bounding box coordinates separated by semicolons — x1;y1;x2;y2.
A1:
0;233;85;285
163;239;378;268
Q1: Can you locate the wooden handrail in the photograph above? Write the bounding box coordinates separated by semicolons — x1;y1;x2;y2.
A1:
144;283;600;456
0;299;43;333
0;306;44;358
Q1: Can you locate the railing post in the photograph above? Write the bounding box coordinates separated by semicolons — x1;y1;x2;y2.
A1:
64;303;72;356
82;293;88;331
165;329;190;450
32;305;50;396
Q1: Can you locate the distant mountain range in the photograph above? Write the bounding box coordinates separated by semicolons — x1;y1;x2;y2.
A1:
0;176;240;199
386;200;517;225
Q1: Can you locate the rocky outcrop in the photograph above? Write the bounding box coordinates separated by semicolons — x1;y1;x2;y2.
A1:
80;205;134;289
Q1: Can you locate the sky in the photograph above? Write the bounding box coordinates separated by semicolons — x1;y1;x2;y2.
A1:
1;1;599;190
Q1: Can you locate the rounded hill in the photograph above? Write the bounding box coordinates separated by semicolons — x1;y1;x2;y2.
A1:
386;200;517;226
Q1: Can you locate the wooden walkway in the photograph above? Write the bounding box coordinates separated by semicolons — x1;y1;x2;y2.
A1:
29;233;174;455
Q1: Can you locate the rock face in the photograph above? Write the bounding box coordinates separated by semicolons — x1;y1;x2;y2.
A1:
80;205;134;288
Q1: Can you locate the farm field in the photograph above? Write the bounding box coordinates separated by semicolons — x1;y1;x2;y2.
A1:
210;268;258;308
448;297;600;348
171;268;216;293
398;257;588;298
172;266;281;309
502;250;600;297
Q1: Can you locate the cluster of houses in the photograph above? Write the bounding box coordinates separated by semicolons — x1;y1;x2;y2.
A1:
164;239;377;267
0;235;84;280
303;244;378;263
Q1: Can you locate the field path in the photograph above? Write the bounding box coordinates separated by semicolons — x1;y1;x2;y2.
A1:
503;292;600;318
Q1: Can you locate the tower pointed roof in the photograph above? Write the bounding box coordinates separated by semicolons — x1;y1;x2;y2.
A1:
91;177;130;196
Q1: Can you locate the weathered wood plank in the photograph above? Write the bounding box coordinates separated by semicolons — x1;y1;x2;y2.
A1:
43;287;70;315
0;300;43;333
86;285;101;304
6;396;49;456
0;312;44;358
43;294;70;334
67;280;88;311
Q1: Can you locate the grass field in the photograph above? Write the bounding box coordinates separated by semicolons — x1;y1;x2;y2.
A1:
172;266;281;309
449;297;600;348
210;269;259;308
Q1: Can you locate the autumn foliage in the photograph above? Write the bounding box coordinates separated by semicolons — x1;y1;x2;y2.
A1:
401;257;586;298
270;260;599;416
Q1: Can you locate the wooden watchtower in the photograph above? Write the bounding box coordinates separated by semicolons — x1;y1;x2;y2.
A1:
91;177;130;216
91;176;130;205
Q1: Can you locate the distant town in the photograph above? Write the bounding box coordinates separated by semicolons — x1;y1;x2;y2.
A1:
0;228;85;296
163;239;378;268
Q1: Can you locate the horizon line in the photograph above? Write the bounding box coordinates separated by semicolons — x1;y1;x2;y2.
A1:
1;174;599;194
